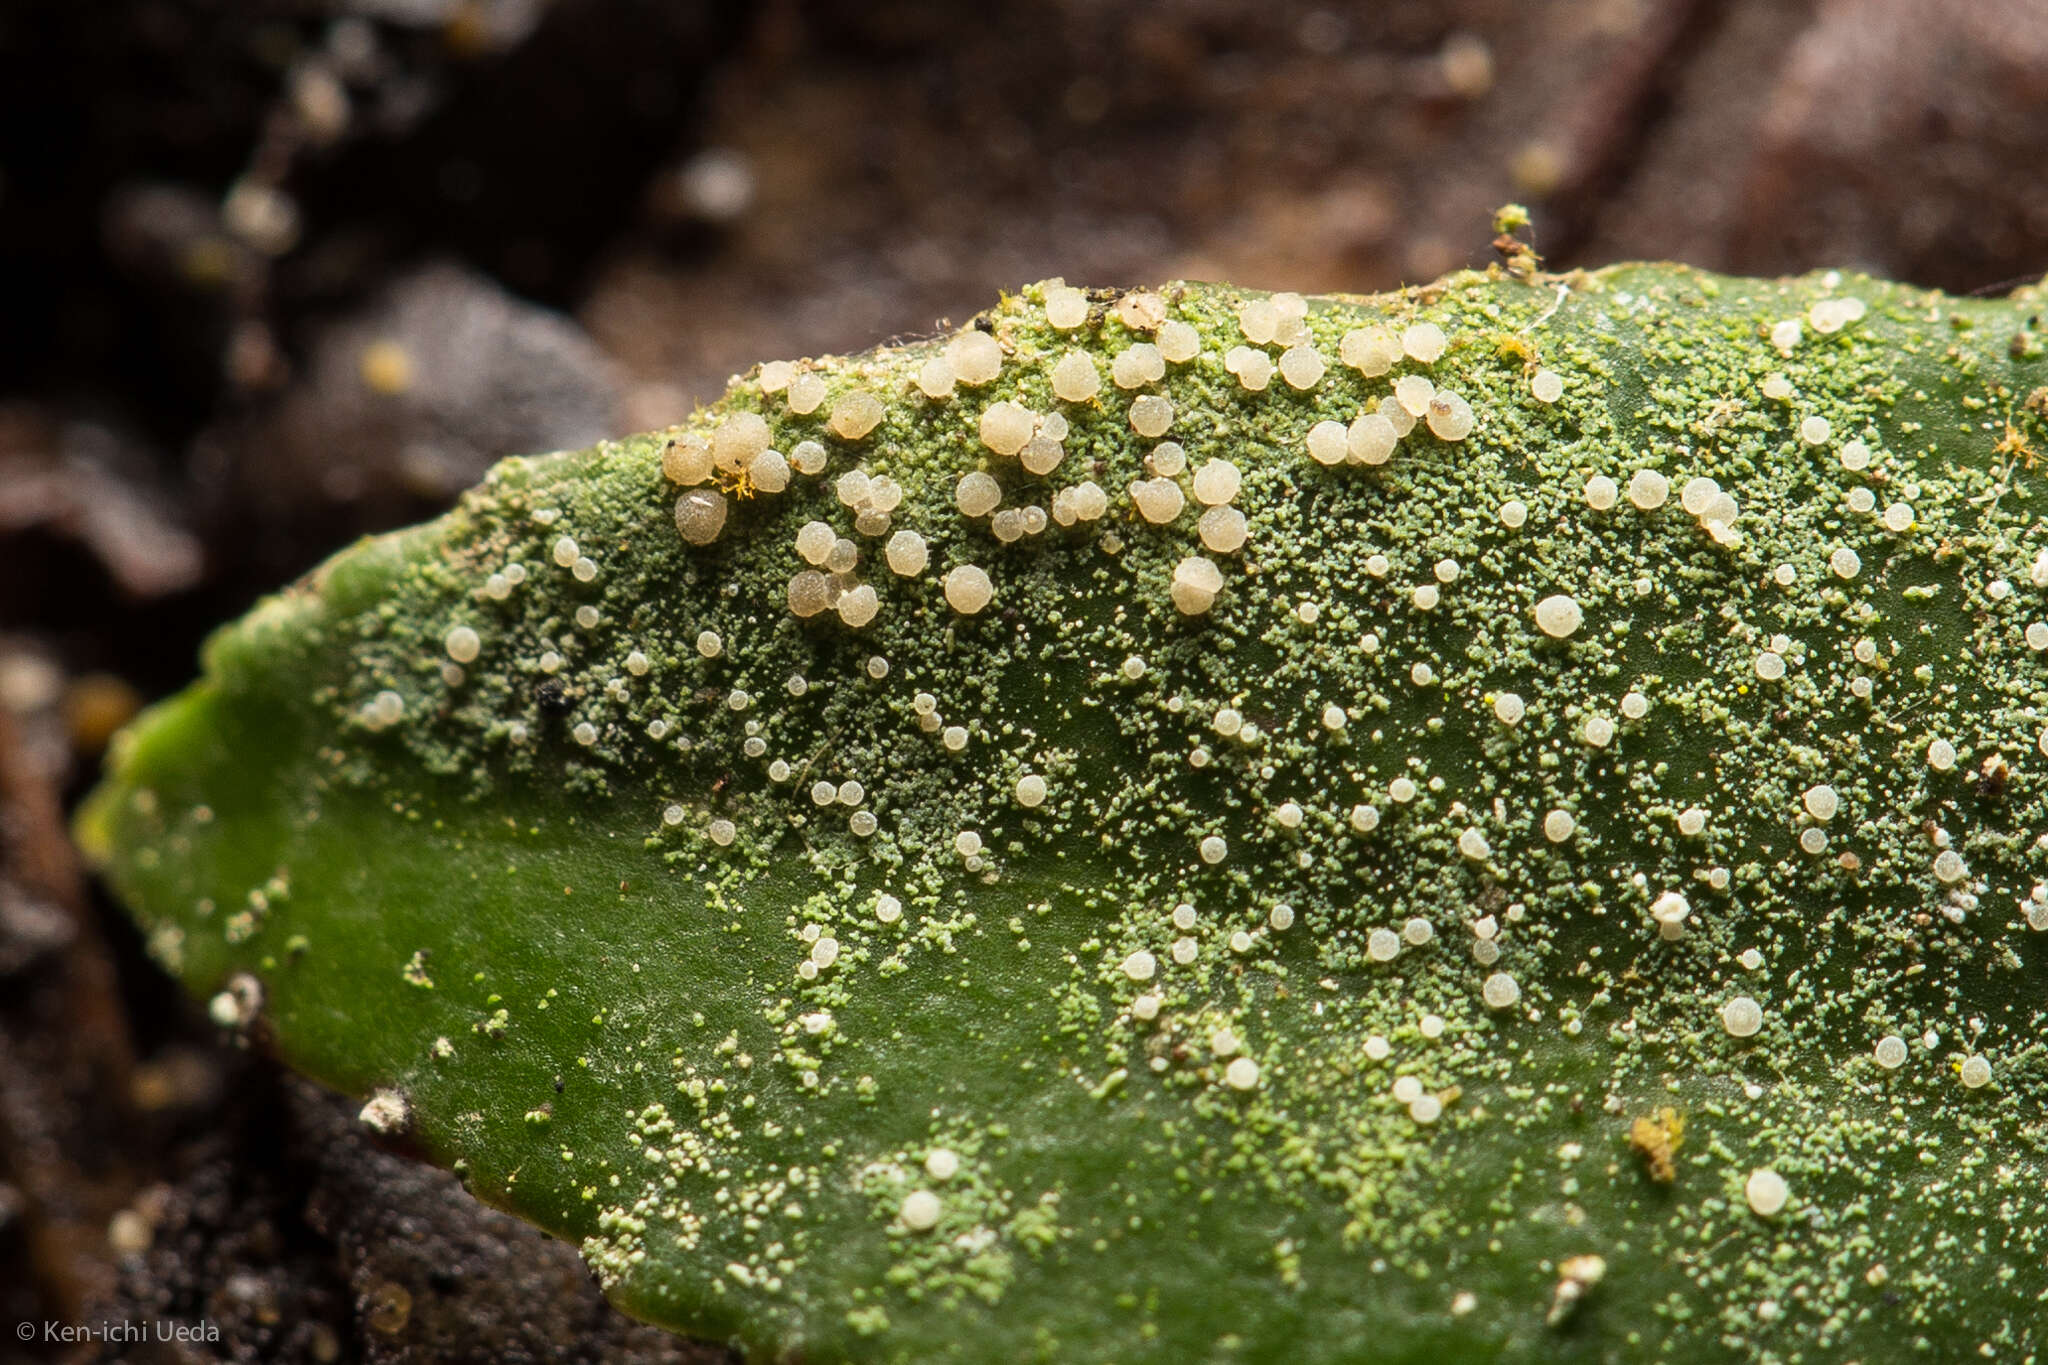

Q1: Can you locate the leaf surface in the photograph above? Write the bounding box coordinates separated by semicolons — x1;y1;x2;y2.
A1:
81;266;2048;1362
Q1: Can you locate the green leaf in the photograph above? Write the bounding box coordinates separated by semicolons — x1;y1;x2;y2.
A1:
79;265;2048;1362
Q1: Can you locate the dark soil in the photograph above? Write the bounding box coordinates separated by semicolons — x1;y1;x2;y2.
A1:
5;0;2047;1359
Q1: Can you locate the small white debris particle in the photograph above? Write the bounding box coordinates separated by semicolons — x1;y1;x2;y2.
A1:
1650;891;1691;929
1547;1255;1606;1327
359;1089;409;1134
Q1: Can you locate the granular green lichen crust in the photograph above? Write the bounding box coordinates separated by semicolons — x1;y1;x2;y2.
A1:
79;265;2048;1363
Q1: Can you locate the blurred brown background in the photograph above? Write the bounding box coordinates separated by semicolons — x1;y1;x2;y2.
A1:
4;0;2048;1359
